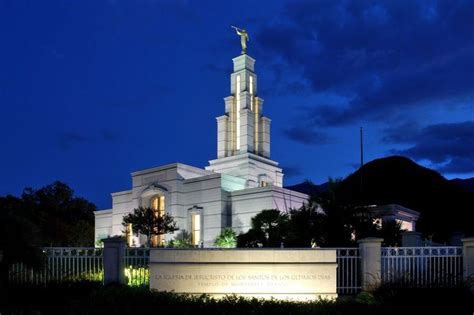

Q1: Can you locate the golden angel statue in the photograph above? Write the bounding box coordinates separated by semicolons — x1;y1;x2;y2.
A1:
231;26;249;54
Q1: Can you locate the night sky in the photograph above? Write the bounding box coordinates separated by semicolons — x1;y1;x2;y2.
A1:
1;0;473;209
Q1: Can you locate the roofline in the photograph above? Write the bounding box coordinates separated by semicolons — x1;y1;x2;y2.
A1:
230;185;309;198
94;209;112;215
131;162;211;177
111;190;132;197
183;172;222;184
380;204;421;216
208;152;280;168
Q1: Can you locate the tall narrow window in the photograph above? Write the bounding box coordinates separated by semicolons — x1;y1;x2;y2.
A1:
236;75;241;150
254;98;259;153
191;213;201;246
151;195;165;216
150;195;166;247
249;75;253;111
126;223;133;247
158;195;165;217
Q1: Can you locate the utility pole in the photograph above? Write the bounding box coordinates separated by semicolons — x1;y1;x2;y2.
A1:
360;127;364;194
360;127;364;169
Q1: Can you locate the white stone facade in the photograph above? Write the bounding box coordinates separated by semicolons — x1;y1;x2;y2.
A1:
94;53;308;247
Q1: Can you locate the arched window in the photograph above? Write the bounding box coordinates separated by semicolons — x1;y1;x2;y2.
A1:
150;195;166;247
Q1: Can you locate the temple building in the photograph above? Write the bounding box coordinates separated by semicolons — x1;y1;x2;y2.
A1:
94;52;309;247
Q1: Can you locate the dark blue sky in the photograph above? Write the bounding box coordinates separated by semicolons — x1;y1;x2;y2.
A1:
1;0;473;209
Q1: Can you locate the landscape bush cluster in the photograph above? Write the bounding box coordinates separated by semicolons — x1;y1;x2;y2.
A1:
2;281;473;315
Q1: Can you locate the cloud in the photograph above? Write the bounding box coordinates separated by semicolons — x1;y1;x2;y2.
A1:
106;87;170;108
437;157;474;174
58;132;90;151
382;121;421;144
201;63;231;75
58;129;120;151
256;0;474;126
283;126;330;145
100;129;120;142
384;121;474;173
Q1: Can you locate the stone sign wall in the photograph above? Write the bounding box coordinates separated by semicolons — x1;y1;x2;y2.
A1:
149;249;337;300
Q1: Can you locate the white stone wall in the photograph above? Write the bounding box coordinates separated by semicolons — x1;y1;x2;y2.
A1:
270;187;309;211
207;153;283;188
129;163;212;243
217;115;229;158
149;248;338;300
110;190;134;237
94;162;309;247
259;117;271;158
94;209;113;243
240;108;255;152
95;164;231;247
182;173;228;247
230;186;308;234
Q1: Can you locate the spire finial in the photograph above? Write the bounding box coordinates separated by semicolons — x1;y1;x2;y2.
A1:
231;26;249;54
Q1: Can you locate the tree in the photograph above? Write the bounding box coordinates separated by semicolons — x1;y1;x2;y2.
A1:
214;228;237;248
122;207;178;247
0;195;44;293
20;181;96;246
306;179;403;246
236;179;404;249
286;201;327;247
0;181;97;251
377;219;404;246
310;179;356;247
237;209;289;247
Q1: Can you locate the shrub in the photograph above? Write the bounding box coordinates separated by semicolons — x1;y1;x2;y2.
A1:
124;266;149;286
168;231;193;248
4;281;473;315
214;228;237;248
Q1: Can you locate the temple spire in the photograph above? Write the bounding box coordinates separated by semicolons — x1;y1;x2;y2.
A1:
207;51;282;189
216;54;270;159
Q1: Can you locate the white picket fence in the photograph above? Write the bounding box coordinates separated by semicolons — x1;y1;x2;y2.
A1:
8;245;465;292
9;247;104;284
381;247;463;287
336;248;361;294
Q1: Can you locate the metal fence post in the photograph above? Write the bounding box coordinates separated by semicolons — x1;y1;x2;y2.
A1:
358;237;383;291
103;238;126;285
462;237;474;290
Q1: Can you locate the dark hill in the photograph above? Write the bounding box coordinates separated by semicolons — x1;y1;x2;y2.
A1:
285;181;327;195
337;156;474;241
450;178;474;193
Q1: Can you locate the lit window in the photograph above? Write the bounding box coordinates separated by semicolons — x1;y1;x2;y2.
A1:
150;195;166;247
397;219;413;231
260;181;268;187
151;195;165;217
126;223;133;247
249;75;253;111
192;213;201;246
254;97;259;153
